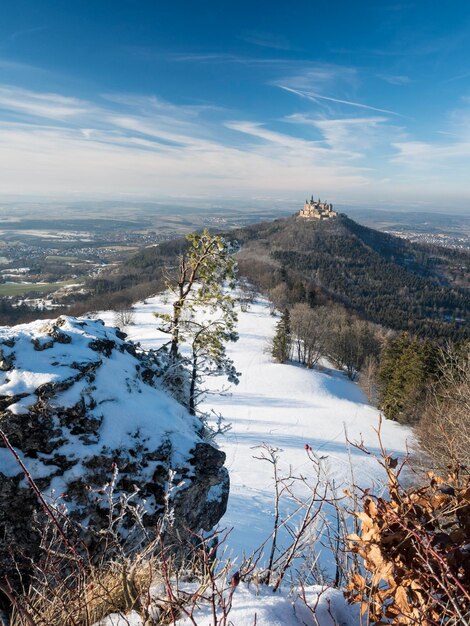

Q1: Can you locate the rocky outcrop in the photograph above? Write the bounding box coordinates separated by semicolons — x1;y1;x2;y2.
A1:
0;317;229;574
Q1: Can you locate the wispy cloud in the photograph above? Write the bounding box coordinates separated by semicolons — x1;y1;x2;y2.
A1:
240;30;292;51
285;113;396;157
277;64;358;92
0;83;469;203
377;73;412;85
7;26;47;43
391;104;470;170
441;71;470;84
0;85;90;119
134;49;295;67
0;84;375;198
278;85;403;116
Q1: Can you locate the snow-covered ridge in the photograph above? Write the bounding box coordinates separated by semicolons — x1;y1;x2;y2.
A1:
0;315;229;566
0;316;199;455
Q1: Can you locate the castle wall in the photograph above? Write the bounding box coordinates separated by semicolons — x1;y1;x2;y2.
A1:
299;200;337;220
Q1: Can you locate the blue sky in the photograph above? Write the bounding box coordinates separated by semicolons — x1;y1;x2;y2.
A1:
1;1;470;209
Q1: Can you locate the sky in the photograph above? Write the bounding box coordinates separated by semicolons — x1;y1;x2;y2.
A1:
1;0;470;210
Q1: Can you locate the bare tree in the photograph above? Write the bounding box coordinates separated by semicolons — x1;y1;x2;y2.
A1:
290;304;330;368
268;283;289;314
238;280;257;312
114;306;135;328
417;342;470;473
326;311;379;380
358;354;379;404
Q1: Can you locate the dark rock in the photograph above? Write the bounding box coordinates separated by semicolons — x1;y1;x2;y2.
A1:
88;338;116;357
32;338;54;351
0;349;14;372
0;393;29;412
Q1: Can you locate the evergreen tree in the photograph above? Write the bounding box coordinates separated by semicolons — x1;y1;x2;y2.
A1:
379;333;438;423
187;309;239;415
155;229;239;414
272;308;291;363
155;228;237;360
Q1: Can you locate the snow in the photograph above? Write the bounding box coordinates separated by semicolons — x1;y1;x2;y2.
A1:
0;316;204;498
3;293;412;626
98;294;411;566
92;583;359;626
95;611;143;626
95;293;411;626
176;583;359;626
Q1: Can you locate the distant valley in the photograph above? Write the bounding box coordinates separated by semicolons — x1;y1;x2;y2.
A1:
0;202;469;337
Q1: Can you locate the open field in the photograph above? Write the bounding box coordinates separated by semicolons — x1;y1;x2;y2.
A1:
0;280;74;296
45;255;81;263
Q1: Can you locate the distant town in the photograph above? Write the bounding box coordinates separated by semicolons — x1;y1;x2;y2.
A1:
383;229;470;250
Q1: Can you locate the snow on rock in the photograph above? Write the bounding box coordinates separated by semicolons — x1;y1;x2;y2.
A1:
0;316;229;573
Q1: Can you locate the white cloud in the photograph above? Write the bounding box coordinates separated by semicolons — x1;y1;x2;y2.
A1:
0;85;90;120
391;103;470;169
0;119;371;197
377;74;412;85
286;113;394;156
240;30;292;51
277;64;358;92
0;84;469;203
0;85;379;198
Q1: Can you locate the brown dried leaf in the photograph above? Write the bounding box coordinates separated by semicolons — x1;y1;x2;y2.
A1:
350;572;366;590
364;497;378;517
395;585;410;614
368;544;384;569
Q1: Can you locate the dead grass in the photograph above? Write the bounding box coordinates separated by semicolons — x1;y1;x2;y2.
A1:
10;555;158;626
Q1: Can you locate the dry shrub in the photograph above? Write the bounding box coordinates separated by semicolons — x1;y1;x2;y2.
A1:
10;555;157;626
347;461;470;625
417;343;470;473
4;507;234;626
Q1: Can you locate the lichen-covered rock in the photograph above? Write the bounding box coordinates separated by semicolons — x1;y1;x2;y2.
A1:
0;316;229;575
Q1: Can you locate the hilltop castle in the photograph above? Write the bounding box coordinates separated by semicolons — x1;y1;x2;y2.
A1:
298;196;337;220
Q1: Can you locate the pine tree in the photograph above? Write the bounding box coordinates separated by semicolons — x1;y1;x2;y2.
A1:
379;333;438;423
155;228;237;360
272;308;291;363
187;308;239;415
155;228;239;414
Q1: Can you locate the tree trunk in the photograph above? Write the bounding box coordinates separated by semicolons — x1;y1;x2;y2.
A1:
170;300;183;360
189;353;198;416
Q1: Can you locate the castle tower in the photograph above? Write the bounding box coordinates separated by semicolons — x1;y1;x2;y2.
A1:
298;196;337;220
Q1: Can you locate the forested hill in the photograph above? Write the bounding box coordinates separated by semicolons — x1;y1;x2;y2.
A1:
27;212;467;342
231;214;470;340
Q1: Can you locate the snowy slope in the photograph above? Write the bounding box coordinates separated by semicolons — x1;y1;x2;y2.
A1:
0;317;202;489
0;316;229;550
99;295;411;563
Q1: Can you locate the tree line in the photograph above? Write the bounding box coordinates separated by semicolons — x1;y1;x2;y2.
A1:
268;292;469;473
271;304;380;382
232;215;470;341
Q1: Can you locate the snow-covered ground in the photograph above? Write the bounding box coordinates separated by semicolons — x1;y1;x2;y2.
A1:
99;295;411;565
98;583;359;626
91;293;413;625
